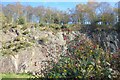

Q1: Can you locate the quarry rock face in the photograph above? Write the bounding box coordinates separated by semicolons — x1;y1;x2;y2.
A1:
0;28;120;74
0;29;68;74
0;56;15;73
86;29;120;54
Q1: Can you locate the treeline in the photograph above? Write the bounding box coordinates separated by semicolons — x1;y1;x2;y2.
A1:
0;1;120;26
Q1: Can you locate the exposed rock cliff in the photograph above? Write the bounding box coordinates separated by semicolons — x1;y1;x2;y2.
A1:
0;26;120;74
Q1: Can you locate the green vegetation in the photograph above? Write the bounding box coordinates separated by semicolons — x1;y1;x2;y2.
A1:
0;26;34;56
0;1;120;79
43;34;120;79
0;73;34;78
17;17;25;25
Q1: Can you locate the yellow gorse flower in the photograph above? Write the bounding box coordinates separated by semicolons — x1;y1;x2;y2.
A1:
90;50;93;53
63;69;67;73
56;76;59;78
78;76;82;78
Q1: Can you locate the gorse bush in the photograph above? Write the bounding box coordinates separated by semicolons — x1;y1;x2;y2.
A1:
44;33;119;79
17;17;25;25
0;24;35;56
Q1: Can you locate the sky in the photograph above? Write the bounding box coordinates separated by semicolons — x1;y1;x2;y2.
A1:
1;2;83;11
1;0;120;2
1;0;119;11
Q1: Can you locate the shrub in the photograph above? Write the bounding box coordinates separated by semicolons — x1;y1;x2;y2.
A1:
39;23;44;27
61;24;68;29
17;17;25;25
0;26;34;56
37;37;48;45
0;13;7;30
43;33;118;79
115;22;120;32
